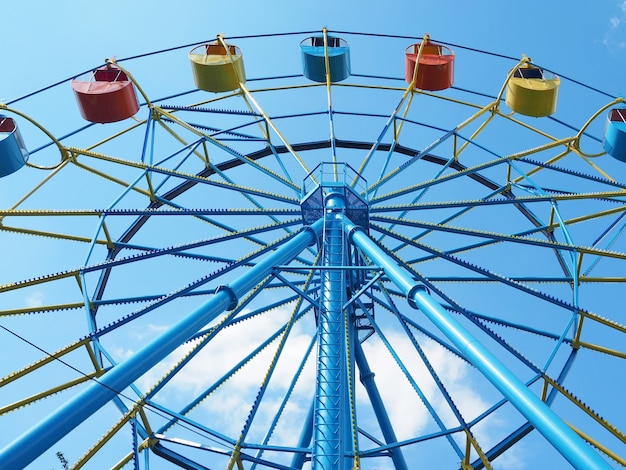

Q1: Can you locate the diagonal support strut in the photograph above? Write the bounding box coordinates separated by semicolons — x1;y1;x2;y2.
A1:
342;214;612;470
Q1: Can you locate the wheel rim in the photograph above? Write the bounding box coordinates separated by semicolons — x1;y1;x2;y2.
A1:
0;30;624;469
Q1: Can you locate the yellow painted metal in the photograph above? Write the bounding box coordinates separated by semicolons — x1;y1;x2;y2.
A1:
110;436;155;470
155;108;299;191
190;39;245;93
152;110;212;169
568;424;626;467
510;149;572;184
464;429;493;470
0;270;80;293
0;215;108;246
84;341;102;373
234;91;311;179
545;375;626;445
577;341;626;359
574;148;617;183
354;35;434;179
101;220;115;249
542;379;550;402
371;214;626;263
0;158;71;226
111;453;134;470
225;271;317;470
0;338;93;384
106;58;152;108
549;204;626;233
72;410;135;469
573;312;585;349
226;447;242;470
398;189;626;207
369;133;572;196
242;79;313;176
138;407;155;437
322;27;340;177
187;36;313;181
576;276;626;283
344;276;360;470
0;339;103;414
71;160;153;199
85;118;145;153
0;373;98;415
0;104;69;169
505;65;560;117
574;97;626;158
579;310;626;332
70;145;299;203
0;303;84;316
1;38;624;470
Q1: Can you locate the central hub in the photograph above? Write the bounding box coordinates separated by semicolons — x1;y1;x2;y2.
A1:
300;162;369;228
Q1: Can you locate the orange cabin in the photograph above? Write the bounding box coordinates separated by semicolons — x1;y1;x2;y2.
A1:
71;66;140;123
405;41;454;91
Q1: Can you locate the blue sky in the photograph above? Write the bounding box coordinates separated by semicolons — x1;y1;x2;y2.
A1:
1;1;626;470
1;0;626;101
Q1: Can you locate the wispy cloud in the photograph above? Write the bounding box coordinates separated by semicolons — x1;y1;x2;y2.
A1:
125;311;527;467
26;292;44;308
360;333;526;468
603;1;626;50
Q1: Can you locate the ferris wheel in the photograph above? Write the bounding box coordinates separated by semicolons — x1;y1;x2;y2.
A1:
0;29;625;470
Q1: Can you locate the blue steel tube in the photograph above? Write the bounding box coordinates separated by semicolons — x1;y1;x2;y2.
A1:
312;193;349;469
353;341;409;470
0;220;323;470
291;400;316;468
343;216;612;470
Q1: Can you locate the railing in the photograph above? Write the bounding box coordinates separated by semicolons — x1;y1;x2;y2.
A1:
302;161;368;202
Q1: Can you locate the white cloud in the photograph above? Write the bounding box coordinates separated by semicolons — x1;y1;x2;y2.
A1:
602;1;626;50
130;308;315;407
119;310;528;468
360;332;487;438
358;332;530;469
129;323;170;342
26;291;44;308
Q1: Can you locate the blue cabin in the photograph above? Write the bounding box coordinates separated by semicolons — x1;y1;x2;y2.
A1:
0;116;29;177
300;36;350;83
604;108;626;162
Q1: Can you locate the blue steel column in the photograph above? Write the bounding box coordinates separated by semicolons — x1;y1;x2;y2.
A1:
353;341;409;470
291;400;316;468
0;220;323;470
343;216;612;470
312;191;350;470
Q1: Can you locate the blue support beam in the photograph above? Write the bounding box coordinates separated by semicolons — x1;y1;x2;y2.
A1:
312;192;350;469
152;443;211;470
291;400;315;469
0;220;323;470
353;340;409;470
342;215;612;470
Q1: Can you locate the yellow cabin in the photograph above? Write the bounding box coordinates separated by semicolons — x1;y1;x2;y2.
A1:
505;65;559;117
189;42;245;93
